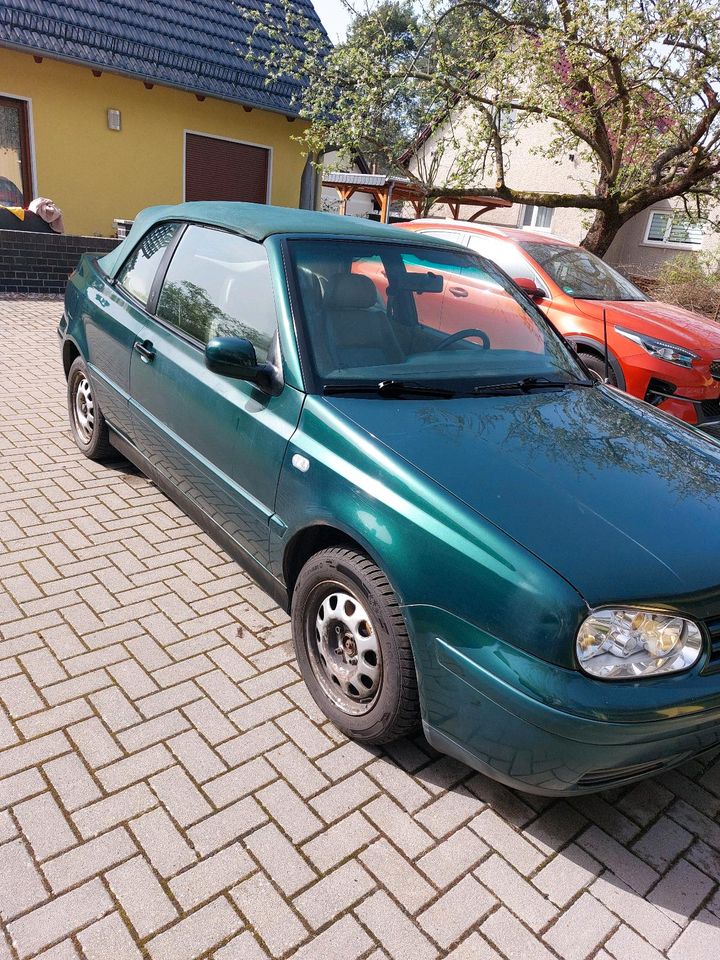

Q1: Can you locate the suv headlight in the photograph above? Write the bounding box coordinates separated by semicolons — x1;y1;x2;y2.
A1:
615;327;699;368
577;608;703;679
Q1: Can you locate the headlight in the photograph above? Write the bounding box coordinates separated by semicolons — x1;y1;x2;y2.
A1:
576;608;703;679
615;327;699;368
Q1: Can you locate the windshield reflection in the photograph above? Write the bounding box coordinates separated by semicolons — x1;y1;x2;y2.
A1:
288;238;586;393
520;242;646;302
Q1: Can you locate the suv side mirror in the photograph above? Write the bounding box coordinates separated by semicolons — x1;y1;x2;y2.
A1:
205;336;283;396
513;277;548;301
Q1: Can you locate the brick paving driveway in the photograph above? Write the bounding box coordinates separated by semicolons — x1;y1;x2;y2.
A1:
1;299;720;960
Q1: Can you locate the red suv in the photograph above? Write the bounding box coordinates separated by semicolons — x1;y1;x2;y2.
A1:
398;220;720;432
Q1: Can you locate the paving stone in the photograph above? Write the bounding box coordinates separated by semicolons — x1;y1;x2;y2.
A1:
258;780;323;843
363;794;434;858
356;890;438;960
482;906;559;960
302;810;378;872
245;821;316;895
294;859;375;930
149;763;212;827
360;838;434;912
667;910;720;960
187;796;267;856
418;874;497;950
169;843;255;910
649;858;715;928
543;892;617;960
291;915;373;960
14;791;77;860
106;855;178;939
476;853;558;930
7;879;113;959
42;826;136;893
415;786;483;838
231;873;307;957
579;825;659;895
0;837;48;920
77;912;142;960
129;807;197;878
470;809;546;874
418;826;489;888
146;898;243;960
590;871;681;951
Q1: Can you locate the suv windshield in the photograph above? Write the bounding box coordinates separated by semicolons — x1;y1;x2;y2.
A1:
520;241;646;302
287;238;588;393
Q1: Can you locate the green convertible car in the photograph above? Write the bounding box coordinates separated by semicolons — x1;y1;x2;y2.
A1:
60;202;720;795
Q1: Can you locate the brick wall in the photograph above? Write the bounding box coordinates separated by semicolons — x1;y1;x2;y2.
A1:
0;229;120;294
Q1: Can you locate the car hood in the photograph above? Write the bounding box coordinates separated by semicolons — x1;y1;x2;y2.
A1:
574;298;720;355
326;386;720;610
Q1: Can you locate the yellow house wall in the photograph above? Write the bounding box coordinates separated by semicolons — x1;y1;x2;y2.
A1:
0;47;308;236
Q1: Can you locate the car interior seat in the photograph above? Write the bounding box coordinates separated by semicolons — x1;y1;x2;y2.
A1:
322;273;404;372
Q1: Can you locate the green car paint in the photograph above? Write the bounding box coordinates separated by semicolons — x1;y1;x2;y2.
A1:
61;202;720;795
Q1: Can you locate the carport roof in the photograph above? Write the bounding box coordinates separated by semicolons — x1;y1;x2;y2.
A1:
0;0;327;115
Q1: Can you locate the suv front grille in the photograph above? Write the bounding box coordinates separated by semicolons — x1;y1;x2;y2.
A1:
710;360;720;381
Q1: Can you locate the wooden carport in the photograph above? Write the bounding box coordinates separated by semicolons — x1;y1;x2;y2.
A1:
322;172;513;223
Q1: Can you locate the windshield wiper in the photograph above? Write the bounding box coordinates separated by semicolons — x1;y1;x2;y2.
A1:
472;376;592;396
323;379;455;398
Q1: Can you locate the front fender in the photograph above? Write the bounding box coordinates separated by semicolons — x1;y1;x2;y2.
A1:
274;395;588;669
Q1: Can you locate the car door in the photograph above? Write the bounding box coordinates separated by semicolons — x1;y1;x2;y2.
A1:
83;222;181;438
128;224;304;566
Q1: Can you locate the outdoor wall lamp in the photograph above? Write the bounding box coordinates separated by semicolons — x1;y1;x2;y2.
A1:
107;108;122;131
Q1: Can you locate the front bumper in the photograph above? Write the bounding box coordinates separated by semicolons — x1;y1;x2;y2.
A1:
619;349;720;428
407;605;720;795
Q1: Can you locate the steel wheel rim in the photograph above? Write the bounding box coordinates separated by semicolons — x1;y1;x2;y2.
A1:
305;582;382;716
73;374;95;444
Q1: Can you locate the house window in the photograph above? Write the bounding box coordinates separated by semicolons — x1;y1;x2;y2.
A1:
185;132;270;204
521;205;554;231
0;97;33;206
644;211;702;249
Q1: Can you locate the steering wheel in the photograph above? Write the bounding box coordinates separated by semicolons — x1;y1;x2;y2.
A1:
436;328;490;350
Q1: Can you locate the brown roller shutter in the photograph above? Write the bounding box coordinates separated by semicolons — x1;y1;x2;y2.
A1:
185;133;269;203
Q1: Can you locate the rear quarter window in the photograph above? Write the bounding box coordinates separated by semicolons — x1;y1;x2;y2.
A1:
116;222;179;305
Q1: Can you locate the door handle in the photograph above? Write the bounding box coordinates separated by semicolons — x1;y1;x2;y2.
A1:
134;340;155;363
449;286;469;298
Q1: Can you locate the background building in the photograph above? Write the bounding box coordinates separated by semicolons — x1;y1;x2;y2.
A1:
0;0;325;236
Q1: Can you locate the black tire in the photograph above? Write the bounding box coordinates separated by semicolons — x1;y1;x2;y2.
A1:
291;546;420;744
578;349;618;386
67;355;113;460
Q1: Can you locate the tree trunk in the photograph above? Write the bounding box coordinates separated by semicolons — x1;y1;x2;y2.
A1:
580;206;625;257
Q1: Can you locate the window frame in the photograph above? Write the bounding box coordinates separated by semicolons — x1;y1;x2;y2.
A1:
148;222;279;355
114;221;186;315
0;94;35;205
642;211;703;251
520;205;554;232
280;234;582;397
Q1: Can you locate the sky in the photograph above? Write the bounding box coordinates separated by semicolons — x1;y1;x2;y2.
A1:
312;0;354;41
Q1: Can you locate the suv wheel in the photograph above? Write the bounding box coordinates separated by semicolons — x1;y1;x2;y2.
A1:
67;356;113;460
579;349;618;386
291;546;420;743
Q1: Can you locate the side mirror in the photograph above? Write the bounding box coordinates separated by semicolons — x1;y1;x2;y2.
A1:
513;277;548;301
205;336;283;396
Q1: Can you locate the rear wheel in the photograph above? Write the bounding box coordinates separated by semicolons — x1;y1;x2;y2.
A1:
291;546;420;743
579;349;618;386
67;356;113;460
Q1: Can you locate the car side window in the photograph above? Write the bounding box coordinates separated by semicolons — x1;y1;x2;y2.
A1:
466;235;540;285
116;222;179;306
156;225;278;362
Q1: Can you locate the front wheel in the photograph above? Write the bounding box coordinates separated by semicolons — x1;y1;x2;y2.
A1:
291;547;420;744
67;356;113;460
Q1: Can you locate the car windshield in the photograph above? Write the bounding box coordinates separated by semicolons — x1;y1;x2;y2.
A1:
287;238;587;394
520;241;646;302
